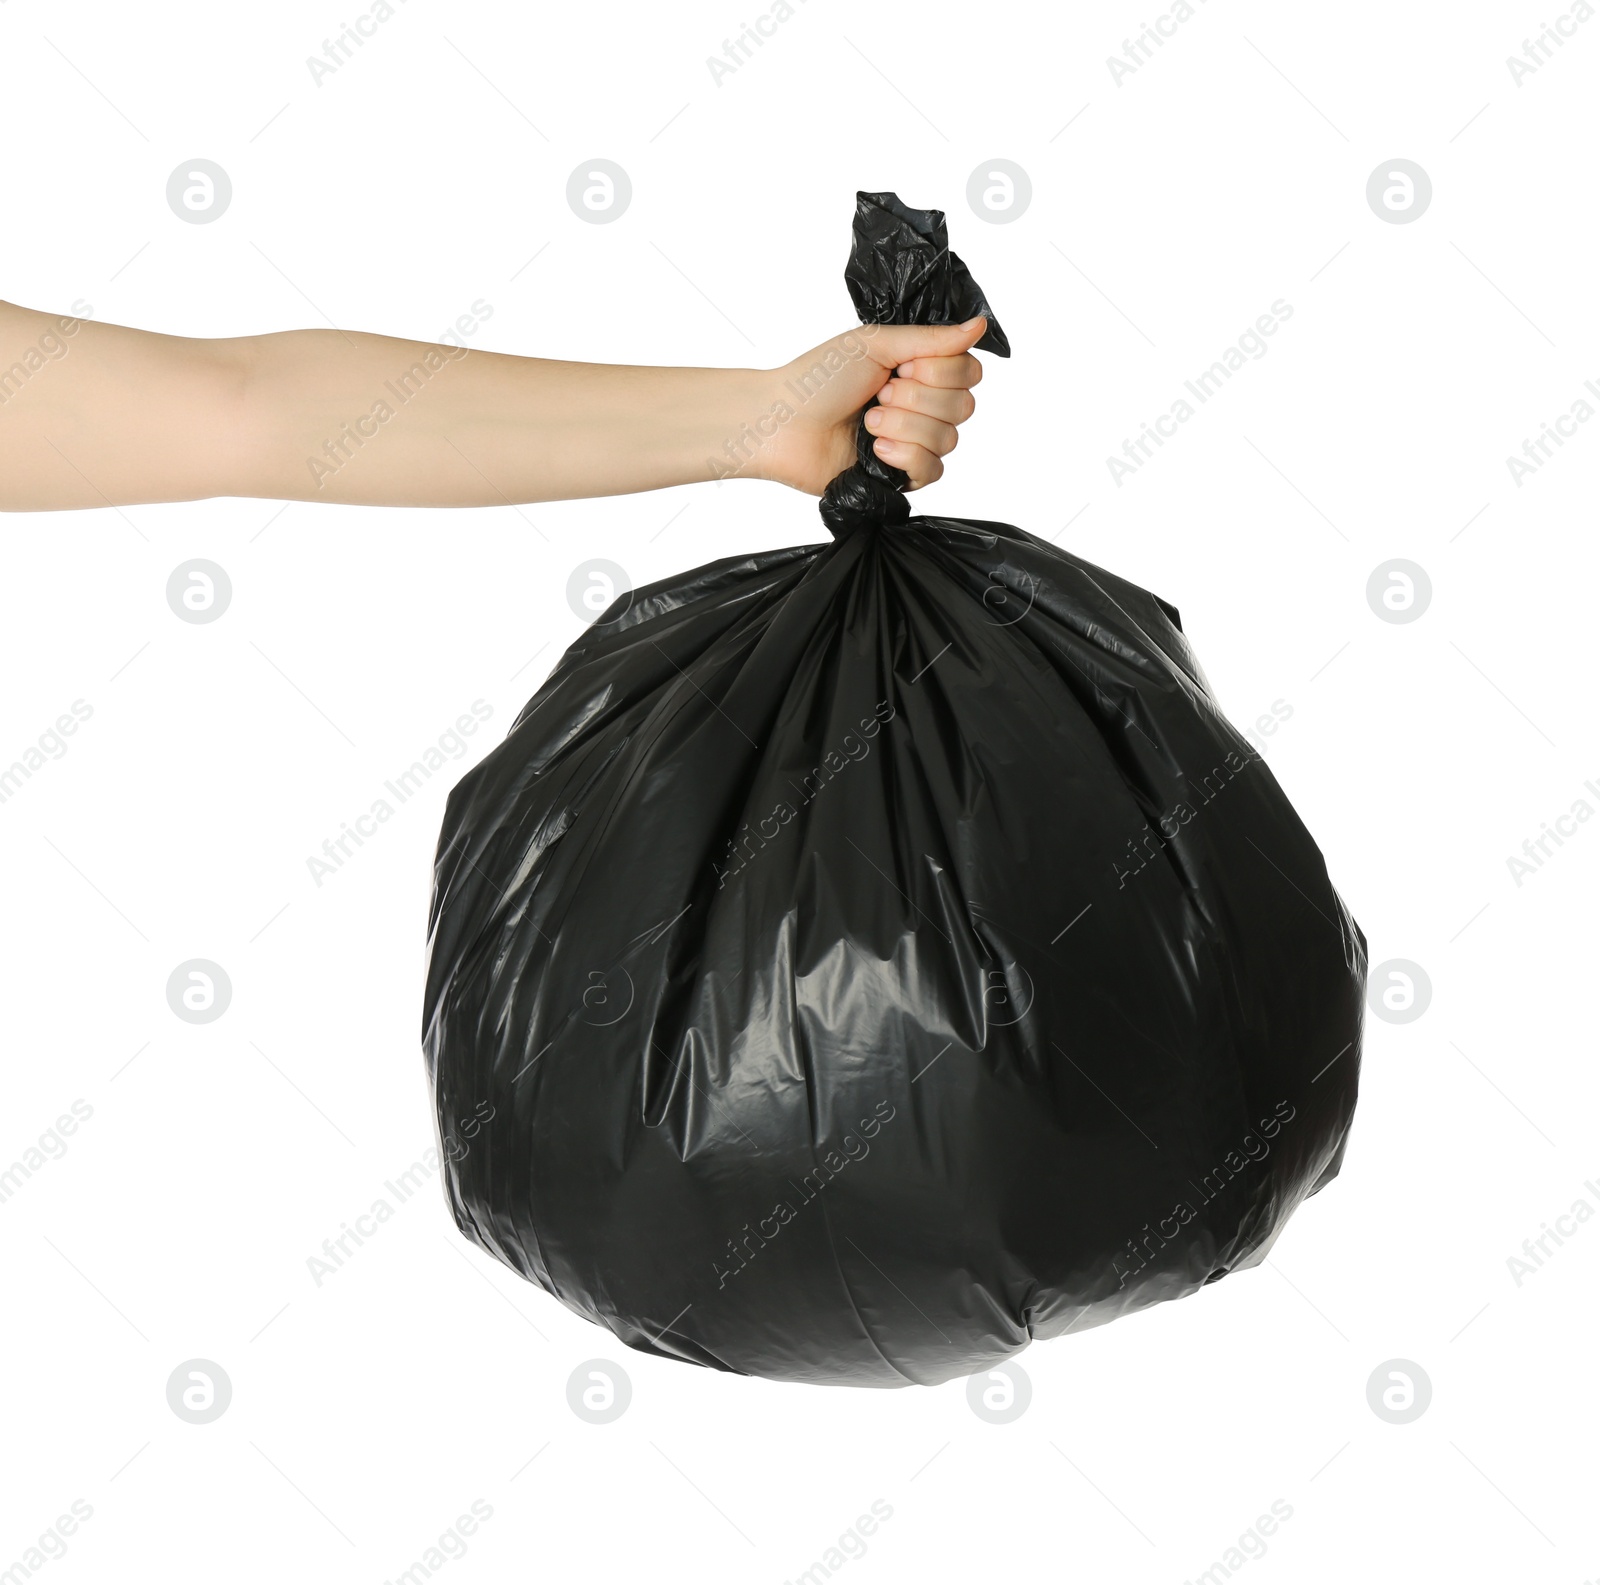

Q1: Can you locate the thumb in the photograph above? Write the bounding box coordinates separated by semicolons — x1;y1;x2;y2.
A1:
864;316;987;370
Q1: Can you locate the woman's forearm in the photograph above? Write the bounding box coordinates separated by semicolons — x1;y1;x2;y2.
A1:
240;329;773;506
0;302;768;510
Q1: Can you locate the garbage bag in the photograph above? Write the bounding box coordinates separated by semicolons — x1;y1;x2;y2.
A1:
422;192;1366;1388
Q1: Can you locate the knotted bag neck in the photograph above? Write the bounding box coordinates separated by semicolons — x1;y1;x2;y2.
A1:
815;189;1010;542
818;413;912;540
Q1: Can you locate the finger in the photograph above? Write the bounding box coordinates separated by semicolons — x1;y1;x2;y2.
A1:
871;438;944;489
863;405;959;458
890;352;984;391
876;379;976;424
865;316;988;372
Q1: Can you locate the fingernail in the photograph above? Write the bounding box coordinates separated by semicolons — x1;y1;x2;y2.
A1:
863;408;882;430
878;383;894;403
896;362;913;376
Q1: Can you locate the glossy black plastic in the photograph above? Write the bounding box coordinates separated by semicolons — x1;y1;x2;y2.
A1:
421;195;1365;1387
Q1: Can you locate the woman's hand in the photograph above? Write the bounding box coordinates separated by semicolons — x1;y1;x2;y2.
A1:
749;317;989;496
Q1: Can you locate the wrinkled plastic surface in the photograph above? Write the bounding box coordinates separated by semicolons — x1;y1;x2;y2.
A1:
422;194;1365;1388
842;189;1010;358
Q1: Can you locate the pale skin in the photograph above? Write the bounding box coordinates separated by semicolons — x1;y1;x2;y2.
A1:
0;299;988;513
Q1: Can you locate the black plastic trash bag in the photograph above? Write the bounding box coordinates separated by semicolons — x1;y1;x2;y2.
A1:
422;192;1366;1388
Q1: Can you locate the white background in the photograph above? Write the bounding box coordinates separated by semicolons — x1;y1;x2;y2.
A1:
2;0;1597;1580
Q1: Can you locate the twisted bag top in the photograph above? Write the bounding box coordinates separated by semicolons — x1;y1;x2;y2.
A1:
421;193;1367;1388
